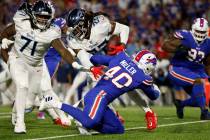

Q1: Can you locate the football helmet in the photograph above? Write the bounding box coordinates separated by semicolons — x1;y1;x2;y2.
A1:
32;0;54;30
133;50;157;75
191;18;209;42
66;8;89;40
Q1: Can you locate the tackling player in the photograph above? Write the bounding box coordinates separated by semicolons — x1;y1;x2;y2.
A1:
64;8;157;130
162;18;210;120
39;50;160;134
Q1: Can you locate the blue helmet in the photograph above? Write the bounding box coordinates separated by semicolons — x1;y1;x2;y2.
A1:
32;0;54;30
66;8;89;40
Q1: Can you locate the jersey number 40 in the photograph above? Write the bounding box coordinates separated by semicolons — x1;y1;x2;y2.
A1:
104;66;132;88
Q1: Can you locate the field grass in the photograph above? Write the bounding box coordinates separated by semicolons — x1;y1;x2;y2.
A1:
0;105;210;140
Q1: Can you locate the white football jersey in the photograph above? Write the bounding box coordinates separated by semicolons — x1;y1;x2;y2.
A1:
67;15;111;53
10;10;61;66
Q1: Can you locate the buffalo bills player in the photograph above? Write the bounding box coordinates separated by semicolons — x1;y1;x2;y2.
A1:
39;50;160;134
162;18;210;120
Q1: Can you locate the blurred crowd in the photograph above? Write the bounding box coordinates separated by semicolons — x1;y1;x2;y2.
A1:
0;0;209;106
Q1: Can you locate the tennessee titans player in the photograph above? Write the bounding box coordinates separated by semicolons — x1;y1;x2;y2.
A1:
162;18;210;120
39;50;160;134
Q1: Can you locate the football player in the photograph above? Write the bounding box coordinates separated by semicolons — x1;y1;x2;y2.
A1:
0;1;97;133
39;50;160;134
64;8;157;130
162;18;210;120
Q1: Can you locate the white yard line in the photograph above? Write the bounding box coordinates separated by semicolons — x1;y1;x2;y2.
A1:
0;115;10;119
0;112;11;115
25;120;210;140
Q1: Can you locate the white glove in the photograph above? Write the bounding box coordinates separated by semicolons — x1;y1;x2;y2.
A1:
72;61;89;72
1;38;14;49
153;84;161;93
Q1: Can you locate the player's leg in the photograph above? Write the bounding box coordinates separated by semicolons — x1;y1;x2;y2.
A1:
96;107;124;134
169;66;209;119
64;72;87;103
9;57;29;133
40;62;71;126
40;88;118;133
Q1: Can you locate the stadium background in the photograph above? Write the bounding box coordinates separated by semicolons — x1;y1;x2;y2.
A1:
0;0;209;106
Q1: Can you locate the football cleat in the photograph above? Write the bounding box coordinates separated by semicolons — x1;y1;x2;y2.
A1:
145;110;157;130
39;96;61;111
200;110;210;120
14;121;26;134
174;99;184;119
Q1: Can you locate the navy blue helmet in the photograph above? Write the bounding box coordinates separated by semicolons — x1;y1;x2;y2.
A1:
32;0;54;30
66;8;90;40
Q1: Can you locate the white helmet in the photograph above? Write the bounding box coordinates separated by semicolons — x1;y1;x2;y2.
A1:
133;50;157;75
191;18;209;42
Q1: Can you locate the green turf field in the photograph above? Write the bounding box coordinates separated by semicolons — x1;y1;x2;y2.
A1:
0;106;210;140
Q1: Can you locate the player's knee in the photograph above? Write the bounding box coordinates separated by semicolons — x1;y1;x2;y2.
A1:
83;119;99;129
115;125;125;134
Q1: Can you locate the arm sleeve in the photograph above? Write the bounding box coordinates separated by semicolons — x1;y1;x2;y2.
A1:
90;54;114;66
113;22;130;44
138;84;160;101
173;30;189;47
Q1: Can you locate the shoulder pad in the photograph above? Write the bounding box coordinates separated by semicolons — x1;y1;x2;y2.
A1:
173;30;189;39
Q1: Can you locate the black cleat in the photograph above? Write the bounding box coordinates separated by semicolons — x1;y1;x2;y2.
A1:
200;110;210;120
174;100;184;119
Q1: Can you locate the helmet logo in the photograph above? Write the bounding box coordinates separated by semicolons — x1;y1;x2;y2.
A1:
200;18;204;27
146;58;157;65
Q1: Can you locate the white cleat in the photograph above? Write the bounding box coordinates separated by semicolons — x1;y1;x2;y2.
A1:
61;117;72;126
75;120;91;135
39;96;61;111
14;122;26;134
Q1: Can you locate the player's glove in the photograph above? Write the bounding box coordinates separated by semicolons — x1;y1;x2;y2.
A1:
1;38;14;49
90;66;105;80
107;44;125;56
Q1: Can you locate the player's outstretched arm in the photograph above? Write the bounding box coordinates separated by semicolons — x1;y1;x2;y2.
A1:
90;54;113;66
138;83;160;101
162;34;182;53
51;38;75;64
0;23;16;62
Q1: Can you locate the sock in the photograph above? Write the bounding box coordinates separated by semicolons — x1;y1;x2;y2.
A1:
15;87;28;124
181;84;206;109
142;107;152;113
46;109;59;120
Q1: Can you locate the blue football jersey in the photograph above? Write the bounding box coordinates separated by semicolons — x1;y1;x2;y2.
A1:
171;30;210;70
90;52;158;101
